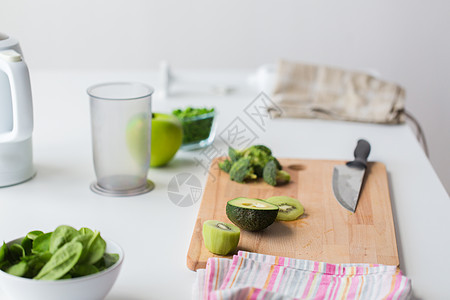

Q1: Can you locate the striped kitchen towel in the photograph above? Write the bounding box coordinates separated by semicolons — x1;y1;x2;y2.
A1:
193;251;411;300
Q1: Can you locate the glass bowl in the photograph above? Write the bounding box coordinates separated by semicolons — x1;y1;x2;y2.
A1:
178;111;217;151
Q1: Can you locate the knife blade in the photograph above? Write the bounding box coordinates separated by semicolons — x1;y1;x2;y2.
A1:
332;139;371;213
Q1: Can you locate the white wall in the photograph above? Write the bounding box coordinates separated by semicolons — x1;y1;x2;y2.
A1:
1;0;449;192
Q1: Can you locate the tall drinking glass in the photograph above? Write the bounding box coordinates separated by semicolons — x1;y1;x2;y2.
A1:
87;82;154;196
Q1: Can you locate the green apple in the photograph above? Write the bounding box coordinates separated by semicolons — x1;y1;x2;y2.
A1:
150;113;183;167
126;113;150;166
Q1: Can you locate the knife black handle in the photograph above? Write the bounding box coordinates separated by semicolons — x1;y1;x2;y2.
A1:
346;139;371;169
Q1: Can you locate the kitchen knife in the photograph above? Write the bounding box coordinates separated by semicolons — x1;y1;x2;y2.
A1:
332;139;371;213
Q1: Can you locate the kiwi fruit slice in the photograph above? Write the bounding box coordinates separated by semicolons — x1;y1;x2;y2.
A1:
202;220;240;255
265;196;304;221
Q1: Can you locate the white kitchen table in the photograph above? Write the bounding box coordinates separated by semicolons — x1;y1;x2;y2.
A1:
0;70;448;300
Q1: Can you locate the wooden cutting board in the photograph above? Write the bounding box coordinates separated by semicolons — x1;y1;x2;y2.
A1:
187;158;399;271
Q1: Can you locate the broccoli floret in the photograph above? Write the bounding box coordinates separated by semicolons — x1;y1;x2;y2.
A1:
229;157;257;183
240;145;272;158
230;145;272;161
269;156;283;170
276;170;291;185
246;145;272;156
228;147;243;163
218;159;233;173
263;160;277;186
239;145;274;177
247;150;270;176
263;160;290;186
221;145;288;186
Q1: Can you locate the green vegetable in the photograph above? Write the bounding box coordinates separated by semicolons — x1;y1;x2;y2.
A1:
226;198;279;231
219;145;290;186
23;231;43;256
9;244;25;261
251;145;272;155
0;242;8;263
6;261;28;277
21;236;33;255
227;146;269;177
26;231;44;241
172;107;215;145
32;232;52;254
0;226;119;280
79;227;94;235
228;147;243;163
243;146;273;177
263;160;278;186
35;241;83;280
72;233;94;262
101;253;120;269
70;264;99;277
93;253;119;272
229;157;257;183
172;107;214;119
49;225;80;254
81;231;106;265
263;160;291;186
218;159;233;173
271;156;283;170
23;252;52;278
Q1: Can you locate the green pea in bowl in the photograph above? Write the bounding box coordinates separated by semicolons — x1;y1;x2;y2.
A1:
0;236;123;300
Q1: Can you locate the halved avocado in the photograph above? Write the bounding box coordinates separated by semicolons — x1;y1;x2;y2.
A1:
226;198;279;231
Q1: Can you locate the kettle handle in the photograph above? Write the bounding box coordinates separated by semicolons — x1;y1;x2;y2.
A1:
0;50;33;143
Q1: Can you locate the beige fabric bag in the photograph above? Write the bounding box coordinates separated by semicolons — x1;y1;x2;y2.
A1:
269;60;406;124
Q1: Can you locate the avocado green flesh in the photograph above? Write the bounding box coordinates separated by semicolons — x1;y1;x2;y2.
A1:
227;198;278;210
226;198;278;231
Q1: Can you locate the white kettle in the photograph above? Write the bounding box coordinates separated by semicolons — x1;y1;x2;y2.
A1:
0;32;34;187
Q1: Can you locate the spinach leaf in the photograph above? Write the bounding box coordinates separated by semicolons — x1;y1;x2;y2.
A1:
79;227;94;235
24;252;52;278
70;264;99;277
26;230;44;240
103;253;119;268
21;236;33;256
49;225;80;254
72;233;94;262
6;261;28;277
60;273;72;279
9;243;25;261
82;231;106;265
0;242;8;263
34;241;83;280
0;260;10;271
94;252;119;271
2;226;119;280
32;232;52;254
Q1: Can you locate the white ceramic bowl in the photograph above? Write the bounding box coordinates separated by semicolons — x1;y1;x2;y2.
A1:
0;237;124;300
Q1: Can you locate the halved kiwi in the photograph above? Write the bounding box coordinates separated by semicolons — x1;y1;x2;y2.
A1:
202;220;240;255
265;196;304;221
